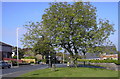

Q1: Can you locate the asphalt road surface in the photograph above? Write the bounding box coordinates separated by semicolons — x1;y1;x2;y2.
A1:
2;64;67;77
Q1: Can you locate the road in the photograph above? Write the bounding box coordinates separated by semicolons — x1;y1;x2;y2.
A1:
2;64;67;77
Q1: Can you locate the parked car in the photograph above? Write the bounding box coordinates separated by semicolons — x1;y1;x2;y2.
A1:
0;61;11;69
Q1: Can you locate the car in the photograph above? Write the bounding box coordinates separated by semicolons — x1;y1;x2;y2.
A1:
0;61;11;69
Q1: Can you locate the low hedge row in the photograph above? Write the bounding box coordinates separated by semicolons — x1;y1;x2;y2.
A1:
77;59;119;65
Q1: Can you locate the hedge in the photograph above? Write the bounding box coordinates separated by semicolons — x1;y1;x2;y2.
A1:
77;59;119;65
24;56;36;59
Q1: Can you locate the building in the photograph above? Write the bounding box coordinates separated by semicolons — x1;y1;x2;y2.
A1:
99;46;118;60
85;53;101;60
0;41;12;61
100;54;118;60
22;48;35;57
83;46;118;60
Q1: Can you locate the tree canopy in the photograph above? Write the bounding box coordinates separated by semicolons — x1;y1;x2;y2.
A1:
41;2;115;57
21;2;115;66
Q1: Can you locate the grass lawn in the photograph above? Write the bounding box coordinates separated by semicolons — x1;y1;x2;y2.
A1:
20;67;118;77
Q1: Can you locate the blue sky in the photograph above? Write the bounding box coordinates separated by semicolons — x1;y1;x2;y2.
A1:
1;2;118;50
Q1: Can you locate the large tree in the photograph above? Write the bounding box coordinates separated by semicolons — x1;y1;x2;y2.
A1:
22;2;115;67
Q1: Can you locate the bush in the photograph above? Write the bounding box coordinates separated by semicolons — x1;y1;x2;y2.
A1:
22;61;28;64
41;59;46;63
11;60;17;66
37;60;42;62
12;56;17;59
24;56;36;59
64;60;67;63
30;61;34;64
77;59;119;65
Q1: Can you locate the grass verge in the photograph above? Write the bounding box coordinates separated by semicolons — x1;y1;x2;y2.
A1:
20;67;118;77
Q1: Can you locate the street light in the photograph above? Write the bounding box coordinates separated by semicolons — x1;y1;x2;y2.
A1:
16;28;19;67
63;52;64;64
48;55;51;67
48;51;51;67
69;57;71;63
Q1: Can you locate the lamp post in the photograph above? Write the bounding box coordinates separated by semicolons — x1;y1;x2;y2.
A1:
48;51;51;67
16;28;19;67
63;52;64;64
69;57;71;63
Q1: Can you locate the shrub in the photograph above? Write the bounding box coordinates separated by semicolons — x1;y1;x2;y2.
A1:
41;59;46;63
11;60;17;66
37;60;41;62
24;56;35;59
77;59;119;65
12;56;17;59
30;61;34;64
22;61;27;64
64;60;67;63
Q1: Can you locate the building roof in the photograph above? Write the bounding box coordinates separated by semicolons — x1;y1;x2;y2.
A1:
101;54;118;58
0;41;12;47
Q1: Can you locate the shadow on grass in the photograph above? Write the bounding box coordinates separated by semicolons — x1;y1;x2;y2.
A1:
32;73;39;75
31;68;60;76
68;64;106;70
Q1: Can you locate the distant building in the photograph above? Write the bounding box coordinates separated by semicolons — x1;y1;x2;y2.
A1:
85;53;101;60
100;54;118;60
83;46;118;60
22;48;35;57
0;42;12;60
35;54;43;60
56;56;62;61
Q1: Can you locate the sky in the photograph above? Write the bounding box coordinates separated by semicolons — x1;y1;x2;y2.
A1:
1;2;118;50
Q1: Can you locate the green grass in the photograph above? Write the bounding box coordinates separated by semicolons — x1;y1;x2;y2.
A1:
20;67;118;77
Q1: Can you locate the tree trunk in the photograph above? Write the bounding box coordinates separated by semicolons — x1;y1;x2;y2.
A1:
83;51;86;66
50;61;52;68
73;57;78;68
72;56;78;68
